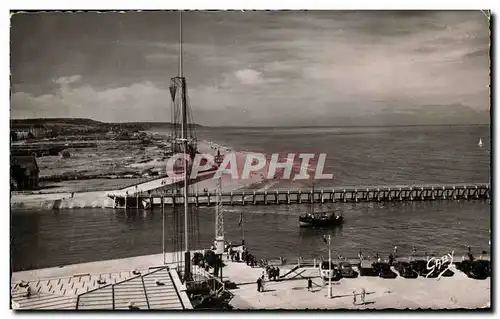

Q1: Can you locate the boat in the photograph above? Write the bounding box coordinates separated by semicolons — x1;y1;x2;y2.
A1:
299;212;344;227
298;184;344;227
478;138;483;148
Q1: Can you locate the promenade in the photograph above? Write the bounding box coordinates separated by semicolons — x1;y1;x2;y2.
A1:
224;261;490;310
11;249;491;310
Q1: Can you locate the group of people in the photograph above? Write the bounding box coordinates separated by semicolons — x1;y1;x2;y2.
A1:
265;265;281;281
356;246;417;265
305;277;369;306
255;264;283;292
242;249;258;267
219;243;258;267
227;244;244;262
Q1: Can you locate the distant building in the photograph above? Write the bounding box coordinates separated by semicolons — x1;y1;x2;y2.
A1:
60;150;71;158
10;155;40;191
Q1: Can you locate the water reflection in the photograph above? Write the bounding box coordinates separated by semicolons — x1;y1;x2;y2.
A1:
11;199;490;272
299;224;344;239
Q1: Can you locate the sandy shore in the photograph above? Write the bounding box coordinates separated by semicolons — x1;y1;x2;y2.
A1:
10;139;279;210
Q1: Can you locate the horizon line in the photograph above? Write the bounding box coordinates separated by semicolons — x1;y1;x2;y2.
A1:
9;117;491;129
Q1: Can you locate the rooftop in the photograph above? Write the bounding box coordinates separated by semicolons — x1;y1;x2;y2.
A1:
11;253;193;310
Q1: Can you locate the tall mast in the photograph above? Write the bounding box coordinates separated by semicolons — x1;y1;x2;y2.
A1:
179;10;190;281
214;150;225;280
179;11;183;77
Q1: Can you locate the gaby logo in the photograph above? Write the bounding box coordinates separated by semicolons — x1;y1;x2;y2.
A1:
426;251;454;280
165;152;334;180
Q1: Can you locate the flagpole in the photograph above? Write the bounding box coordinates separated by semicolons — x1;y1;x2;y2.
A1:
323;234;332;298
241;212;244;244
328;235;332;299
162;197;165;264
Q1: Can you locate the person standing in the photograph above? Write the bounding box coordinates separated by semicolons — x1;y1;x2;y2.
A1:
256;277;262;292
307;278;312;291
361;288;366;305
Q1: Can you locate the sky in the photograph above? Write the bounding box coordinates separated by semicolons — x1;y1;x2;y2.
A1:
10;10;490;126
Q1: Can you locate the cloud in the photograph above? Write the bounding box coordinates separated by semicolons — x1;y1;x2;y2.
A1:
53;75;82;85
234;69;262;85
10;11;490;125
11;81;169;122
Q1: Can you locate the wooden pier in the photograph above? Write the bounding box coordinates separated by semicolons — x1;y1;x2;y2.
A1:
108;183;490;209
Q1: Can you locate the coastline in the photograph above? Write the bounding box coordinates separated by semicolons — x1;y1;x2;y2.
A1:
10;137;279;210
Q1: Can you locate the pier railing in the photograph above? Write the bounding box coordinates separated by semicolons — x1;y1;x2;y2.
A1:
261;252;491;270
108;183;490;208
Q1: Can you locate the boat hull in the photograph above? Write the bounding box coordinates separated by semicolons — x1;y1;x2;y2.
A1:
299;216;344;228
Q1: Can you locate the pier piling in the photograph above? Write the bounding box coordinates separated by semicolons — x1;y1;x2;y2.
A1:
110;183;489;207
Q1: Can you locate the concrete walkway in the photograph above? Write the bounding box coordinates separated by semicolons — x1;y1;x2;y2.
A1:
11;251;491;310
222;261;490;310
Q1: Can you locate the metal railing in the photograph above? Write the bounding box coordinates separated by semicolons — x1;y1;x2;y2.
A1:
260;251;491;270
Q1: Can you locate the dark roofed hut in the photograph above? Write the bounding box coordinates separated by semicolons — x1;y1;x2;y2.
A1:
10;155;40;191
61;150;71;158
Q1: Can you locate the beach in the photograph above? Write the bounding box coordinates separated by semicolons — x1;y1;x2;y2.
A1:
10;137;281;210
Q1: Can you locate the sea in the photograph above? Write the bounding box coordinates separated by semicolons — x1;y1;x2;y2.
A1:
11;125;491;272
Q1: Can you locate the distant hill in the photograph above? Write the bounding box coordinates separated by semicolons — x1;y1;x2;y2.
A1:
11;118;102;127
10;118;203;130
